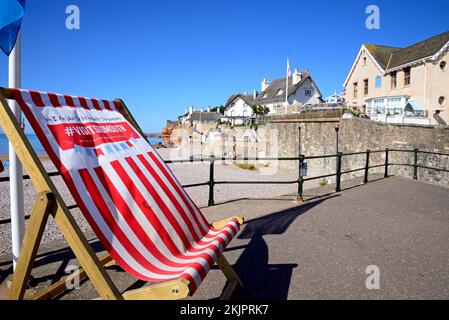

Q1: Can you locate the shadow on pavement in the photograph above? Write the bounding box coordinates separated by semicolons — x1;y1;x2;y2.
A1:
221;195;338;300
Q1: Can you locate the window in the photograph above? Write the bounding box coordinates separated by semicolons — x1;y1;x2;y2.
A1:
391;71;397;89
386;97;402;115
374;98;385;114
404;67;411;86
375;76;382;88
363;79;369;95
353;82;358;98
439;96;446;106
277;89;284;96
362;57;367;66
305;89;312;96
440;61;447;71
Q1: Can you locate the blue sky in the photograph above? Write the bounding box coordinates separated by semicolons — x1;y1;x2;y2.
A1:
1;0;449;133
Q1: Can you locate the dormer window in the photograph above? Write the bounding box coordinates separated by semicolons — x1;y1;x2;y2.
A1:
277;89;284;96
263;92;268;98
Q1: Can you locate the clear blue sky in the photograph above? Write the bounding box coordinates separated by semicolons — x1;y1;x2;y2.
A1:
1;0;448;133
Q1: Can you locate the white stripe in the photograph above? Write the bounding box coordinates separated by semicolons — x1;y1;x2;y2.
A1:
140;151;206;238
104;160;220;263
149;149;210;232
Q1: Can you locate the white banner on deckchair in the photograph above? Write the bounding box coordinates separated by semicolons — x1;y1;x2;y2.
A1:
12;89;240;292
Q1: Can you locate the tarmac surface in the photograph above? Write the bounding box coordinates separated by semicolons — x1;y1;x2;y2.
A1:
1;176;448;300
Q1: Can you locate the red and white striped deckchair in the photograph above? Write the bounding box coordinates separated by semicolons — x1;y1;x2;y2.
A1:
0;87;243;300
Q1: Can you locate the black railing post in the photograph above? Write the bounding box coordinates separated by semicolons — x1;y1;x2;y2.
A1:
298;155;305;201
384;148;389;178
364;150;370;184
336;152;342;192
208;156;215;207
413;148;419;180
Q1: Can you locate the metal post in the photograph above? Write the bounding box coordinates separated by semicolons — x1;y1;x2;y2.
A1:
298;126;302;156
336;152;342;192
189;135;193;162
384;148;389;178
364;150;370;184
208;156;215;207
9;31;25;270
413;148;419;180
335;126;340;154
298;155;305;201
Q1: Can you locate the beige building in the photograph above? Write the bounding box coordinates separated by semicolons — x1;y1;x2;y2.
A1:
344;30;449;125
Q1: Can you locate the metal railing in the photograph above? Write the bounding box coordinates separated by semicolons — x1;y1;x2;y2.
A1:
1;149;449;211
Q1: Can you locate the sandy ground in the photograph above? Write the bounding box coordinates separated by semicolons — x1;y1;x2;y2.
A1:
0;147;318;257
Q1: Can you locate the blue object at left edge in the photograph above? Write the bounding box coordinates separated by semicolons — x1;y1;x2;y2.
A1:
0;0;26;56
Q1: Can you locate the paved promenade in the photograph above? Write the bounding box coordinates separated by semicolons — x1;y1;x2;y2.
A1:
1;176;448;299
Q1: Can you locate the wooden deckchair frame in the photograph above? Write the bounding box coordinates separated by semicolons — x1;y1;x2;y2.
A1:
0;87;243;300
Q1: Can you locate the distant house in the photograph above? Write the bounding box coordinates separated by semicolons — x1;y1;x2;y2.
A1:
254;68;323;114
223;93;255;125
178;107;222;126
326;92;345;105
344;30;449;125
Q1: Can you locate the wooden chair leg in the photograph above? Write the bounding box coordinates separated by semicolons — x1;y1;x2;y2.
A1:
9;191;55;300
216;254;243;300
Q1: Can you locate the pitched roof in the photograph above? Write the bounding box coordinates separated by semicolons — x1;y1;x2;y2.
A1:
255;72;318;104
225;93;255;108
190;112;222;122
364;45;401;69
366;30;449;70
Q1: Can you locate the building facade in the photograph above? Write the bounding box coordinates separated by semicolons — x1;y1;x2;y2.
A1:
344;30;449;125
255;69;323;114
223;93;255;125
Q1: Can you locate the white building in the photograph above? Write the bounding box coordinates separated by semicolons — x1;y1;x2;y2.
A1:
254;68;323;113
326;92;345;105
223;93;255;125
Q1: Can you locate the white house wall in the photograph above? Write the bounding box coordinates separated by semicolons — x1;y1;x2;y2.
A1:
289;78;322;105
224;97;253;117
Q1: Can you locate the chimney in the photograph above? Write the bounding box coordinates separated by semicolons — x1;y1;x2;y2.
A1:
189;106;194;115
217;107;221;114
261;77;270;91
253;89;258;99
207;107;210;112
293;68;302;85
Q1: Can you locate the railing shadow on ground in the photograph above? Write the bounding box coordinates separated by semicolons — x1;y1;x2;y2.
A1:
213;195;339;300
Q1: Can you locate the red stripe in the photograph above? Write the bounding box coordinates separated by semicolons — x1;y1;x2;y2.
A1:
80;167;202;276
78;97;90;110
111;159;219;260
64;95;76;108
135;154;203;241
29;91;45;107
48;93;62;108
93;165;208;269
102;100;112;111
148;152;210;232
91;98;102;111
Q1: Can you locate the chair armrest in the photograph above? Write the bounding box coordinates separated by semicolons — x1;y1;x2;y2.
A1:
212;216;244;229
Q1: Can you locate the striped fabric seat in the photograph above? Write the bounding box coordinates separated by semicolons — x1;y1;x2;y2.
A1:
11;89;241;293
